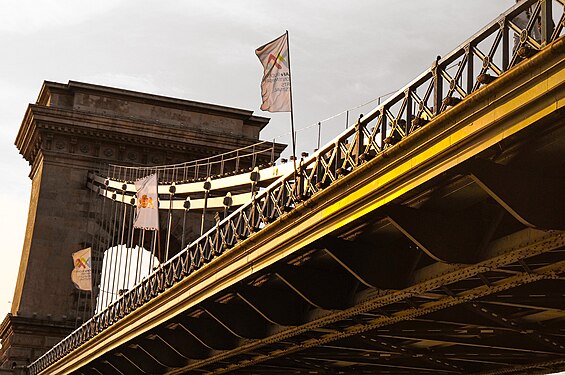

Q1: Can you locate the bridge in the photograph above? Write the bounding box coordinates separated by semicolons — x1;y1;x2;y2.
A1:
10;0;565;374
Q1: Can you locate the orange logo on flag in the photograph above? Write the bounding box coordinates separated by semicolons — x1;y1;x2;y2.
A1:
138;194;155;209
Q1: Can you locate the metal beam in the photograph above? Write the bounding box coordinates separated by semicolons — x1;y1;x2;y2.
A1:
102;354;144;375
135;336;189;368
469;159;565;230
275;264;358;310
165;230;565;374
202;301;271;339
91;361;123;375
481;297;565;312
321;236;420;289
204;259;565;374
357;333;465;372
294;353;460;373
177;315;240;350
237;285;308;326
375;333;563;356
116;346;167;374
154;325;211;359
385;204;480;263
476;357;565;375
466;302;565;352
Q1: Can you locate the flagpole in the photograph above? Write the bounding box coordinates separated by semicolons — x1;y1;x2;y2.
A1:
285;30;298;177
90;249;95;315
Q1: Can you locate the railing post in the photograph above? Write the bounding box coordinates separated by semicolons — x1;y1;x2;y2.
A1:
432;55;443;116
200;178;211;236
499;19;509;71
540;0;553;46
380;109;387;146
270;139;275;164
465;44;475;94
220;154;224;175
354;116;363;165
165;183;175;262
405;89;413;136
317;122;322;150
297;157;305;200
250;166;259;229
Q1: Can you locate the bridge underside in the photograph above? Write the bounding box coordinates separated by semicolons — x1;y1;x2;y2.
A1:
65;54;565;374
79;112;565;375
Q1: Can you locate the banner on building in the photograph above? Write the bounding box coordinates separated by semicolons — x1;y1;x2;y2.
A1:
256;33;291;112
134;173;159;231
71;247;92;291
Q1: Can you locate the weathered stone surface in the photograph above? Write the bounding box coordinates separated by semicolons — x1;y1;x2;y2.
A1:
0;314;74;370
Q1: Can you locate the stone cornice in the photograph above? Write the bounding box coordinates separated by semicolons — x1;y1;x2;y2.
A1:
0;314;76;340
14;106;40;166
39;80;270;130
0;314;11;339
15;104;285;167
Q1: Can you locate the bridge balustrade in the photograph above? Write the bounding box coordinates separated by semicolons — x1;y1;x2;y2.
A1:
105;140;278;183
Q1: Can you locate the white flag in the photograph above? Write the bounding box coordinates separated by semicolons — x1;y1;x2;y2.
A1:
134;174;159;231
71;247;92;291
256;33;291;112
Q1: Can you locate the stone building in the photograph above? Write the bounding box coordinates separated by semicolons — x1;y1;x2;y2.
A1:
0;81;284;371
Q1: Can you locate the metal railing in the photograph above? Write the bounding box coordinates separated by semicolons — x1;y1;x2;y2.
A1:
106;140;278;183
29;1;564;373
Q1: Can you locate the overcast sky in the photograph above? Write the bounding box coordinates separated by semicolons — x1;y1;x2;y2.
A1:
0;0;527;334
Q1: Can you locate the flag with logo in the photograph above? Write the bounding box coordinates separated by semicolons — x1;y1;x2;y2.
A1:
134;173;159;230
71;247;92;291
256;33;291;112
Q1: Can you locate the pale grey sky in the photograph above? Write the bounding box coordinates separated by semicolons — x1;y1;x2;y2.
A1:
5;0;558;359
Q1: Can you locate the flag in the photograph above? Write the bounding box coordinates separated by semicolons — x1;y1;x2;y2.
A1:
256;33;291;112
71;247;92;291
134;173;159;230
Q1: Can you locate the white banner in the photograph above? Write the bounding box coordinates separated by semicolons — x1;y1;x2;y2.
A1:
134;174;159;231
255;33;291;112
71;247;92;291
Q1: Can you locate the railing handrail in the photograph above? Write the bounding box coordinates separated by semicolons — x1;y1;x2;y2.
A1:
107;139;277;180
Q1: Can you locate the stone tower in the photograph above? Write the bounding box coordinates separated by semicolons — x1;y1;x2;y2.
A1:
0;81;284;371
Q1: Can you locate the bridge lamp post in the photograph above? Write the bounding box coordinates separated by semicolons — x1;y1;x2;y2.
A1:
250;166;260;197
200;177;212;236
223;192;233;220
250;167;260;230
165;182;176;261
181;196;190;249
